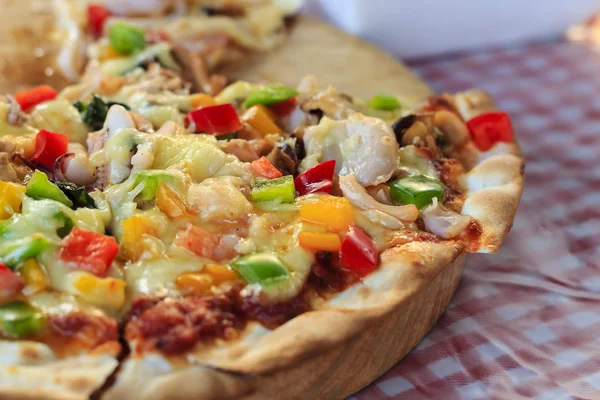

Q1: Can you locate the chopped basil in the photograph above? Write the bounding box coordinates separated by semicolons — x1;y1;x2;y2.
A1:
75;95;130;131
55;182;96;209
55;212;74;238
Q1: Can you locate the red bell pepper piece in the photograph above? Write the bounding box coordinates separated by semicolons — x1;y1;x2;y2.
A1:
250;157;283;179
466;111;514;152
88;4;112;37
0;264;24;297
268;97;297;118
294;160;336;196
185;104;243;136
30;130;69;169
340;225;378;277
59;227;119;278
14;85;57;112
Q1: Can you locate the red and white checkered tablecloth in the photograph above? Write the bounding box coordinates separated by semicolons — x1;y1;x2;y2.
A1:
354;32;600;400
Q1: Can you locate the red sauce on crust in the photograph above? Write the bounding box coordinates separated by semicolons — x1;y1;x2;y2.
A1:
240;291;311;329
309;251;359;293
45;312;120;357
126;283;316;354
432;158;466;207
125;287;243;354
463;219;484;252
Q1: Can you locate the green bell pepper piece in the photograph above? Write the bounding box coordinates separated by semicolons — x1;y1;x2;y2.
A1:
26;171;73;208
55;212;74;238
390;175;445;209
109;22;146;55
133;171;178;201
0;220;11;238
0;301;45;338
231;252;290;286
251;175;295;204
367;94;401;111
244;85;298;108
0;234;52;269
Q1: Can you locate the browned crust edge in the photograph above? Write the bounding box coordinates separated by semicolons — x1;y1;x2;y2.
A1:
454;89;525;253
104;241;465;400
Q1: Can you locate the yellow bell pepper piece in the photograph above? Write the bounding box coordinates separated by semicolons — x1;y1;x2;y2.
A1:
20;259;47;294
0;181;25;220
241;105;282;136
73;274;126;310
204;263;239;283
299;196;354;231
190;94;217;109
120;215;158;261
299;231;342;252
98;44;123;61
175;272;213;294
156;184;187;219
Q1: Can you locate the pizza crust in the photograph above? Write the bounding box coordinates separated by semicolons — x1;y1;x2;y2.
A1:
454;90;525;253
0;341;118;400
104;241;464;400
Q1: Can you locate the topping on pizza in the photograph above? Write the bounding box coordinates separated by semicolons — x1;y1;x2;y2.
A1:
0;66;517;356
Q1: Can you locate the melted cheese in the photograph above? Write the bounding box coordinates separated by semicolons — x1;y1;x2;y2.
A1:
152;135;252;183
125;255;211;298
30;100;89;145
0;104;37;138
397;145;437;177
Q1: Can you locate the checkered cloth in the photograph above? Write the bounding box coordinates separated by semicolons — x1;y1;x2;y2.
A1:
354;35;600;399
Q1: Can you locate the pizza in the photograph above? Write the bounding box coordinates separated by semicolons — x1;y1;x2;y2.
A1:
0;3;524;400
54;0;301;93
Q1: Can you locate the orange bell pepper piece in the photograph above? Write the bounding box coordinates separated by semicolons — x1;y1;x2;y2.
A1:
250;157;282;179
120;215;158;261
204;263;240;283
175;272;213;294
156;184;187;219
299;231;342;252
299;196;354;231
241;105;282;136
190;94;217;109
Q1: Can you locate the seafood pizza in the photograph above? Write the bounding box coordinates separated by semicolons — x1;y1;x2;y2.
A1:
0;2;524;399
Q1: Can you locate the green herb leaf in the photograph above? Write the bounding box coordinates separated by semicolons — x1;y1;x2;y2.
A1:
55;212;75;238
55;182;96;209
82;95;109;131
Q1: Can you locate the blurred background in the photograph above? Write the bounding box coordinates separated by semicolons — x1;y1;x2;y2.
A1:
305;0;600;59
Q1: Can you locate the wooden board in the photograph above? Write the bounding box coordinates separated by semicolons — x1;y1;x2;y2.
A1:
0;5;463;398
223;17;432;103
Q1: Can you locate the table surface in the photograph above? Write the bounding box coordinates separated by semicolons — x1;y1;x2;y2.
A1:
353;25;600;400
